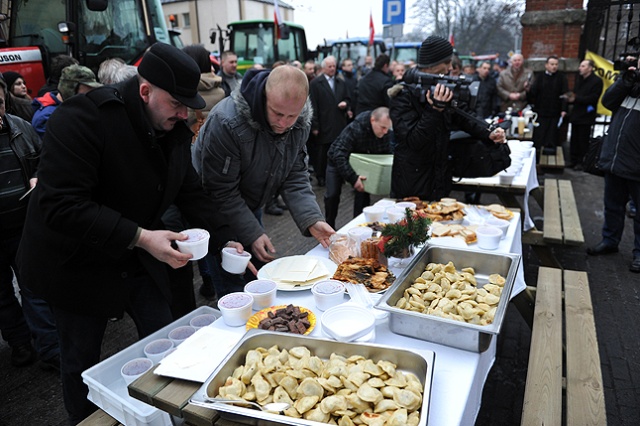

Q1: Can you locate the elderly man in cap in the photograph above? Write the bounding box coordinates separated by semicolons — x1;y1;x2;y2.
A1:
388;35;505;201
17;43;243;424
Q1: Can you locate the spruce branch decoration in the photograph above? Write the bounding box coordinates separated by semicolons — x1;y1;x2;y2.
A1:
377;208;431;258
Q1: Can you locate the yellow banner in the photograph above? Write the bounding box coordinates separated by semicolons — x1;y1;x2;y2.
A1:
585;50;615;116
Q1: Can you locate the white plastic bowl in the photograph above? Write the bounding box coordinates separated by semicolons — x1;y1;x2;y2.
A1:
167;325;196;346
395;201;417;210
485;217;510;239
121;357;153;385
217;292;254;327
244;279;278;310
499;172;516;185
143;339;174;364
221;247;252;274
189;313;218;330
175;228;210;260
476;226;503;250
363;206;385;222
311;280;346;311
321;304;376;342
386;206;406;223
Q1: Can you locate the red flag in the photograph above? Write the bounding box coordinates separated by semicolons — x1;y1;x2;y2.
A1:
274;0;283;42
448;32;455;47
369;12;375;46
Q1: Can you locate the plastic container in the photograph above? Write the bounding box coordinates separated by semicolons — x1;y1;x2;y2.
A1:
321;304;376;342
121;358;153;385
220;247;252;274
311;280;346;311
476;226;503;250
362;206;385;222
386;206;406;223
189;314;218;330
167;325;196;346
82;306;220;426
217;292;254;327
243;279;277;310
175;228;209;260
485;217;510;239
143;339;174;364
498;171;516;185
395;201;417;210
348;153;393;195
374;199;396;209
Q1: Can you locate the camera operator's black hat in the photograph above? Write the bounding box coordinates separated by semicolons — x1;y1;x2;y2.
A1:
418;35;454;69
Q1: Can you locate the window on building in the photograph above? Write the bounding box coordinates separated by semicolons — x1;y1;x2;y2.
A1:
182;13;190;28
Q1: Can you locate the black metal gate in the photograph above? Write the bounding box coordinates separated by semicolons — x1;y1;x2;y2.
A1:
582;0;640;62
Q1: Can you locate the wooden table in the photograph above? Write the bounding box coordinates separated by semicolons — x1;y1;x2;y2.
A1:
125;212;527;426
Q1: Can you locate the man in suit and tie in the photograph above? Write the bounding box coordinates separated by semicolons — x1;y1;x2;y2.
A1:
309;56;351;186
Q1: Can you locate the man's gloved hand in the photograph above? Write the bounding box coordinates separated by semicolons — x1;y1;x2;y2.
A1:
622;69;638;87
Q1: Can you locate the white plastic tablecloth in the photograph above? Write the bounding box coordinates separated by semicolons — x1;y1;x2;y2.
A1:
453;148;539;231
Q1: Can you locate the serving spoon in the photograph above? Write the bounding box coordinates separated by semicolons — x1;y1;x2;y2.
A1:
199;397;290;412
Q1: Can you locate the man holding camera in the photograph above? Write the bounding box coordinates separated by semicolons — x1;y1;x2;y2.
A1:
388;35;505;201
586;58;640;273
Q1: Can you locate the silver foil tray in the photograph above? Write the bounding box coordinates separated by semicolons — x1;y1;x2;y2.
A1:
375;245;520;352
189;328;435;425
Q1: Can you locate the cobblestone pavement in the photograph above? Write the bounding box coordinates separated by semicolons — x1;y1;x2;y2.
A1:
1;167;638;425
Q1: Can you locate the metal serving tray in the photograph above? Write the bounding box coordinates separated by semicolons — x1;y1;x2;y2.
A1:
189;329;435;426
375;245;520;352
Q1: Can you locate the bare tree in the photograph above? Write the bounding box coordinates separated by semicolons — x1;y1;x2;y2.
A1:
411;0;525;57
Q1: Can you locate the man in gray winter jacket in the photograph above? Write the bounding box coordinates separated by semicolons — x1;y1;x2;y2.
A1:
193;65;335;293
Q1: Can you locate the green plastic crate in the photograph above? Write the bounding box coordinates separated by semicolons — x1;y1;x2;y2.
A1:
348;154;394;195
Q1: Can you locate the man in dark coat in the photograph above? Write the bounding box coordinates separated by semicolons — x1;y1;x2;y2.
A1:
325;107;393;228
586;61;640;273
355;54;393;116
389;36;505;201
528;55;568;157
16;43;242;424
475;61;499;119
338;58;358;119
310;55;351;186
567;59;603;169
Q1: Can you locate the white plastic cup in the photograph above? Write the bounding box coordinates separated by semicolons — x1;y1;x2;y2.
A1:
121;357;153;385
374;199;396;209
175;228;210;260
362;206;385;222
217;292;254;327
244;279;277;310
476;226;503;250
386;206;406;223
485;217;510;240
311;280;346;311
189;314;218;330
143;339;174;364
498;172;516;185
395;201;417;210
167;325;196;346
347;227;373;248
221;247;252;274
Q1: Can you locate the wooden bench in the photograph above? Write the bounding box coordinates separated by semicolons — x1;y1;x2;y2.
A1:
540;147;565;171
521;267;606;426
77;409;122;426
523;179;584;268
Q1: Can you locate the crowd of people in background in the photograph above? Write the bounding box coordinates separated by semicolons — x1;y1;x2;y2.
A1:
2;33;639;426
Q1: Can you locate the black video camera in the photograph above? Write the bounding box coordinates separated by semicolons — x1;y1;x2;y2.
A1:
613;52;639;72
403;67;479;110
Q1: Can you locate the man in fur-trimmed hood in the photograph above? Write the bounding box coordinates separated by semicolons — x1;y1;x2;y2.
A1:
193;65;335;296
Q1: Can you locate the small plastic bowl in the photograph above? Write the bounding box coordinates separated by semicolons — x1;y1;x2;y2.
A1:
321;304;376;342
485;217;510;239
143;339;174;364
499;172;516;185
476;226;503;250
311;280;346;311
520;141;534;149
189;313;218;330
244;279;278;310
386;206;406;223
221;247;252;274
121;357;153;385
218;292;254;327
395;201;417;210
167;325;196;346
363;206;385;222
176;228;210;260
374;199;396;209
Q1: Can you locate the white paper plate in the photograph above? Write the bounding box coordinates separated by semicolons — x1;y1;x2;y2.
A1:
257;255;338;291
